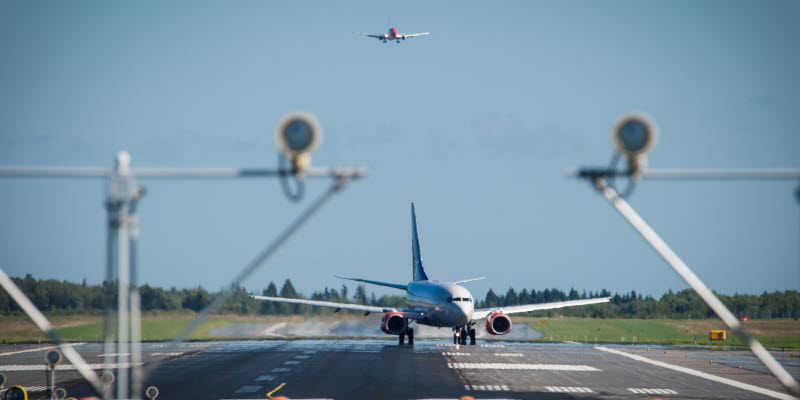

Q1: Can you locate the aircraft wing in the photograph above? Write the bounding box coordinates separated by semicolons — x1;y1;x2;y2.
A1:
402;32;429;38
471;297;611;320
335;276;407;290
360;33;383;38
250;295;427;320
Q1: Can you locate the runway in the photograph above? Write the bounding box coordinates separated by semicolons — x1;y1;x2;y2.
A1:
1;340;798;399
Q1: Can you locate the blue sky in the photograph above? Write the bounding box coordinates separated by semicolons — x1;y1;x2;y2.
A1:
1;1;798;300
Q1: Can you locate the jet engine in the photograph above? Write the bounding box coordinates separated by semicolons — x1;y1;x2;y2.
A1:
380;312;407;334
485;312;512;335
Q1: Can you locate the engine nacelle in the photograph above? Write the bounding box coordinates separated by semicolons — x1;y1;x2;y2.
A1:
485;312;512;335
380;312;407;334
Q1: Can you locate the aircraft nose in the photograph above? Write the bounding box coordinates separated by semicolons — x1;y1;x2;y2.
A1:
453;302;473;324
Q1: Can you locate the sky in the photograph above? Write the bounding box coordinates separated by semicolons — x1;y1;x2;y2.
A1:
1;1;798;301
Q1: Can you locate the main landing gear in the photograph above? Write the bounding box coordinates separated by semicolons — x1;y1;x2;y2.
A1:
399;326;414;345
453;325;476;345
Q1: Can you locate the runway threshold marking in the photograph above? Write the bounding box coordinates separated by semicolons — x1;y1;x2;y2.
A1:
628;388;678;395
595;346;797;400
0;343;85;357
546;386;594;393
449;362;600;371
265;382;286;398
465;384;510;391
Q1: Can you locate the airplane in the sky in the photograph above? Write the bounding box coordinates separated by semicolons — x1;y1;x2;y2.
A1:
360;27;429;43
251;204;610;345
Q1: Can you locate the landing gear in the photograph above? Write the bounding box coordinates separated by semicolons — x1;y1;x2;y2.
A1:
468;328;476;345
459;328;468;345
399;326;414;345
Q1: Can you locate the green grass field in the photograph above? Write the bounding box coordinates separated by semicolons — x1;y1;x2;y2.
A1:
0;313;282;343
527;318;800;349
3;314;798;348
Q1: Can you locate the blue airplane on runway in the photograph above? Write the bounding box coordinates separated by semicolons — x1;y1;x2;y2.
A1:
251;204;610;345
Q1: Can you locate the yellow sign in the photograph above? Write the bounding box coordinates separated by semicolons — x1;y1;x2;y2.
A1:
537;320;548;326
709;330;726;341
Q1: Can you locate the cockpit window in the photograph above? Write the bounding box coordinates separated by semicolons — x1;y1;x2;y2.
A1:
446;297;453;302
453;297;462;301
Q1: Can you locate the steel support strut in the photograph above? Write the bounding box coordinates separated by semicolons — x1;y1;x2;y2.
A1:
591;177;800;396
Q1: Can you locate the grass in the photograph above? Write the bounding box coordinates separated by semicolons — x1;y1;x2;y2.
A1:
2;313;798;348
0;313;304;343
525;317;800;349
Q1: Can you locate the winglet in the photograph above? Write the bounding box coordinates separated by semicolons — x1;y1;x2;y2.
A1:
411;203;429;281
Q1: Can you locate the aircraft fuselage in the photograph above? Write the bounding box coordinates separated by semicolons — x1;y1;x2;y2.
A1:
405;280;474;328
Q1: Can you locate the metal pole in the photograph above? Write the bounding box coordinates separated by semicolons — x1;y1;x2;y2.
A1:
103;176;118;400
129;191;143;400
50;367;55;400
592;177;800;396
115;153;132;400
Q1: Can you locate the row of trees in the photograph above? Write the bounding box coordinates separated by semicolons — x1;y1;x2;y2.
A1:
2;274;798;319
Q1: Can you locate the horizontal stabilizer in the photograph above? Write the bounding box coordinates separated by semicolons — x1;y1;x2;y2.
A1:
335;276;407;291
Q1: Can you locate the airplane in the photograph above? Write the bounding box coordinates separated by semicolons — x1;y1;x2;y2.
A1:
360;27;429;43
251;204;610;345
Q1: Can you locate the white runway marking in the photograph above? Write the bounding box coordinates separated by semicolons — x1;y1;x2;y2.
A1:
255;375;275;381
271;367;291;373
546;386;594;393
0;343;84;357
494;353;524;357
0;386;49;393
465;384;510;391
234;385;262;393
628;388;678;395
442;352;470;356
151;352;183;356
0;363;139;371
284;360;301;365
595;346;796;400
449;362;600;371
295;355;310;359
479;344;506;348
99;352;130;357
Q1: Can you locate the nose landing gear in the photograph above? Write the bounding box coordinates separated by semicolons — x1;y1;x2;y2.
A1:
453;325;477;345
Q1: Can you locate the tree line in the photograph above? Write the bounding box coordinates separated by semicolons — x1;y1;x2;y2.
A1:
1;274;798;319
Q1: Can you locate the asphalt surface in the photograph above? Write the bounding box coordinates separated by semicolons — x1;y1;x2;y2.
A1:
1;340;798;400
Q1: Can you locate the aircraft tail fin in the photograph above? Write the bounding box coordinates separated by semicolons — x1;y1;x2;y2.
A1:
411;203;429;281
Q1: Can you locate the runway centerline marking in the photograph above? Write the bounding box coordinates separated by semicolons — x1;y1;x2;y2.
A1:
265;382;286;398
234;385;262;394
449;362;600;371
595;346;796;400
